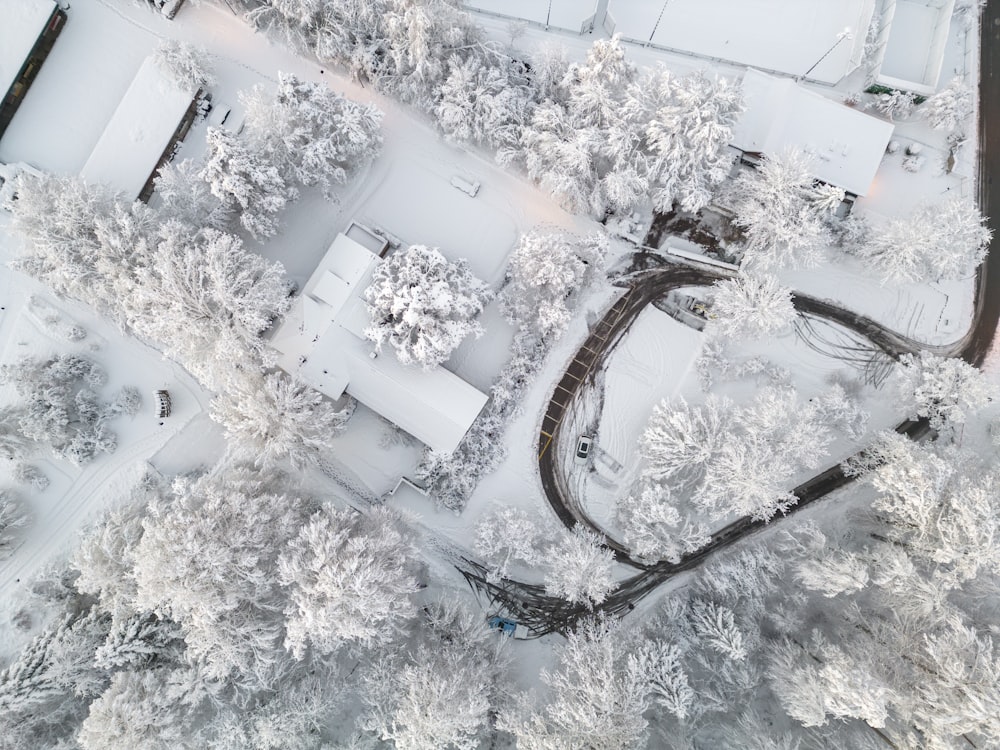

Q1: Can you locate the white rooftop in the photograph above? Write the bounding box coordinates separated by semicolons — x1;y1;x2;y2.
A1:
732;69;894;196
0;0;57;99
271;229;488;454
80;55;196;200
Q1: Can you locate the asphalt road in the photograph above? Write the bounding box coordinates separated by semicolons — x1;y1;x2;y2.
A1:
463;7;1000;633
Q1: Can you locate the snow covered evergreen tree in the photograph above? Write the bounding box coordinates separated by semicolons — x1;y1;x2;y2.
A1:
922;77;974;133
200;127;293;241
499;228;606;342
628;68;742;213
363;245;492;368
856;198;991;284
241;74;383;194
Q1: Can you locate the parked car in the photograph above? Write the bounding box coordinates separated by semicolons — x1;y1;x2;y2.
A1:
575;435;592;465
488;616;529;639
450;175;481;197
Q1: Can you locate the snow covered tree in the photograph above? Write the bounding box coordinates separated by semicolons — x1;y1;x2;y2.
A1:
639;395;732;488
727;148;840;270
688;598;747;661
768;631;894;728
706;273;796;341
279;505;421;659
628;68;742;213
211;370;352;469
0;491;29;559
857;197;992;284
200;127;293;241
616;481;711;563
364;245;492;368
794;549;870;598
208;674;340;750
894;350;997;431
78;667;209;750
498;616;677;750
93;610;186;671
521;35;637;214
543;525;615;608
474;506;546;581
498;228;606;341
154;39;214;91
434;52;534;156
154;159;232;231
242;74;382;194
360;598;508;750
922;77;974;133
129;223;292;388
0;608;111;748
132;466;314;689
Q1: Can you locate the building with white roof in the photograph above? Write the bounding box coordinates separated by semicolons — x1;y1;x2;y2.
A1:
0;0;66;139
270;225;489;455
80;54;199;202
732;69;894;198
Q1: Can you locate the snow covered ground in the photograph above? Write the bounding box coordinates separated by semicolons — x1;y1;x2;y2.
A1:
0;0;990;686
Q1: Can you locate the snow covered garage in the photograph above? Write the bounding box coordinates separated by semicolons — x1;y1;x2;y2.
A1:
79;54;200;202
732;69;895;198
270;226;488;454
0;0;66;140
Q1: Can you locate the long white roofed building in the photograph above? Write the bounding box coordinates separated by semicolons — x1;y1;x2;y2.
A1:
0;0;66;140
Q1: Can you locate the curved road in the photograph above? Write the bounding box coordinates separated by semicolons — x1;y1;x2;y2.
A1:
463;7;1000;632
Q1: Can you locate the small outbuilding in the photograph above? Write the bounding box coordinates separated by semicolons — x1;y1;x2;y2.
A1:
0;0;66;140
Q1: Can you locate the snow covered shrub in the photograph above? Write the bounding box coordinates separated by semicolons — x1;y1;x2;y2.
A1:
857;198;991;284
364;245;492;369
154;39;214;92
706;273;797;341
0;491;30;558
499;228;606;342
923;77;974;133
871;88;917;120
0;354;126;466
901;152;925;172
210;370;353;469
13;462;49;491
241;74;383;194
